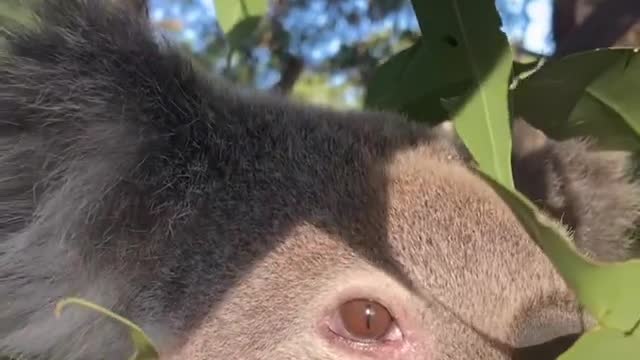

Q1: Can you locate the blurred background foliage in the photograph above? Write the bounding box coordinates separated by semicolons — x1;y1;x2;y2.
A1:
0;0;638;110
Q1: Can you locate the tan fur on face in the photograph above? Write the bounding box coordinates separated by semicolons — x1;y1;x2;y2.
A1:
3;2;639;358
167;145;583;360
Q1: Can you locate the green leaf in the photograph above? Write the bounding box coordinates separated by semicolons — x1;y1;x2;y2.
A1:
364;38;473;123
365;46;535;126
214;0;268;35
366;0;514;188
559;327;640;360
478;172;640;333
444;1;514;188
513;48;640;151
55;298;160;360
224;16;262;49
0;0;38;36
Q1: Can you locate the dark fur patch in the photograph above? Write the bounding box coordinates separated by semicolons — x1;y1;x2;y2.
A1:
1;1;639;359
0;1;438;357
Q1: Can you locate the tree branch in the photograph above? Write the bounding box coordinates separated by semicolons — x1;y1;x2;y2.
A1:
271;55;304;94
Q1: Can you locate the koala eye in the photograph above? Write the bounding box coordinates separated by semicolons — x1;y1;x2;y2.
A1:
328;298;402;343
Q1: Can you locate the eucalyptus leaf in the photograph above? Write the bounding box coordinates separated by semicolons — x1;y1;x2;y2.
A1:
513;48;640;151
225;16;262;49
478;172;640;333
558;327;640;360
55;298;160;360
0;0;38;35
364;38;472;123
422;0;514;188
214;0;268;35
366;0;514;187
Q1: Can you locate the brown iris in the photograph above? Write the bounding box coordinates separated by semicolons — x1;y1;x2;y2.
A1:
338;299;393;341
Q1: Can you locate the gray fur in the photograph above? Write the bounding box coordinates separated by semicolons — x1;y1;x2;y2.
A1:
0;1;638;359
512;119;640;261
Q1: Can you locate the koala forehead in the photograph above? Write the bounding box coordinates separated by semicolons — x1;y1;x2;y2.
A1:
170;146;577;359
380;148;571;332
291;147;569;330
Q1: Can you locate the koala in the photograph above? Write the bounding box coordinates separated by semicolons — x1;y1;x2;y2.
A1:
1;1;639;359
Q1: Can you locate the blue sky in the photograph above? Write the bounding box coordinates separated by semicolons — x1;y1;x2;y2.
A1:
148;0;554;96
149;0;555;61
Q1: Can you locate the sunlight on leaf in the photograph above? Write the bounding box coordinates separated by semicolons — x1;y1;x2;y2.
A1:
442;0;515;189
213;0;268;35
559;327;640;360
0;1;36;28
366;0;514;188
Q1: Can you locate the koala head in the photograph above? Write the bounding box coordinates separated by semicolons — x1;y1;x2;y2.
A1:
1;1;638;360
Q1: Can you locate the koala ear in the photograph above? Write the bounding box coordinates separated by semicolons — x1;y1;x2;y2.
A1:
511;118;640;261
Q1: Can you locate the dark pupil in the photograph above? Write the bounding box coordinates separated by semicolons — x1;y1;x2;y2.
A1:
364;304;373;329
340;299;392;340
